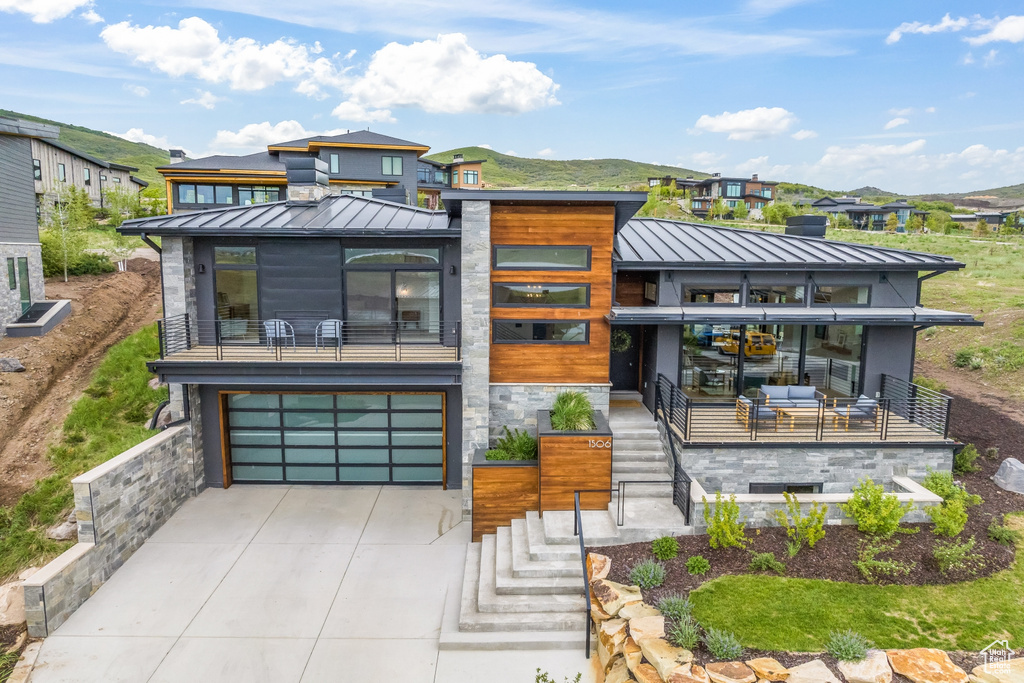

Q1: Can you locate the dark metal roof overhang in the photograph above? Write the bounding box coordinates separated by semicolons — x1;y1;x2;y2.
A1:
608;305;982;326
148;360;462;386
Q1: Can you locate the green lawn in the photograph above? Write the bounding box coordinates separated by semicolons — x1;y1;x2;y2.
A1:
689;514;1024;652
0;325;167;580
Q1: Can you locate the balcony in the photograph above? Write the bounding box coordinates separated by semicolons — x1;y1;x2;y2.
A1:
655;374;952;445
156;314;461;364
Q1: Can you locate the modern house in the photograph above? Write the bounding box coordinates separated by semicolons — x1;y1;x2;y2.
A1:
950;211;1009;230
159;130;480;215
650;173;777;220
119;158;977;511
796;196;928;231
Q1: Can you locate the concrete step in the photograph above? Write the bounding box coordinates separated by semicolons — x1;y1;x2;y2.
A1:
493;528;585;595
613;482;674;499
456;543;587;633
510;519;583;579
542;509;623;546
611;448;667;462
613;498;694;543
438;629;591;651
612;439;664;452
525;512;581;562
479;532;586;613
609;428;661;440
612;460;671;475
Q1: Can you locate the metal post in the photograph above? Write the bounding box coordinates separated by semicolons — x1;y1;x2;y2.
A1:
750;398;759;441
184;313;191;350
943;398;952;439
215;320;223;361
880;398;889;440
157;319;165;358
684;400;692;441
816;398;824;441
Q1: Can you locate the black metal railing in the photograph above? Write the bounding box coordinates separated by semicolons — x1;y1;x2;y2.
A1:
574;491;593;658
655;372;952;444
654;375;694;525
157;313;462;362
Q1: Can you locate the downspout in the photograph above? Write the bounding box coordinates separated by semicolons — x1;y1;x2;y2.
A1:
917;271;942;306
140;232;166;319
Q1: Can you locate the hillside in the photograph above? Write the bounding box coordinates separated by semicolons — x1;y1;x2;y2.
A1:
1;109;168;197
426;147;706;190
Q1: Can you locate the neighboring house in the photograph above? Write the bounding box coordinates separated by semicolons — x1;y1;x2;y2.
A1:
31;137;147;224
120;160;976;514
798;196;927;231
159;130;433;214
417;153;486;209
0;117;53;337
651;173;777;220
950;211;1008;229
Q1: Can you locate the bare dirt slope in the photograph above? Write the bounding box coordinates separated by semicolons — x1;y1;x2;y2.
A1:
0;259;161;506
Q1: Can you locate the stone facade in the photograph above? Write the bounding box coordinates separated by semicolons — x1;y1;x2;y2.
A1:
460;201;490;520
658;421;953;494
488;383;611;442
23;424;200;636
0;243;44;337
160;237;198;421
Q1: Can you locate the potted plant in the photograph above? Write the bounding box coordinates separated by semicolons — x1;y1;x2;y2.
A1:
538;390;613;511
471;427;540;541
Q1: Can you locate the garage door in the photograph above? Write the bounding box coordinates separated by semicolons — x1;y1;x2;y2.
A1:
224;392;445;484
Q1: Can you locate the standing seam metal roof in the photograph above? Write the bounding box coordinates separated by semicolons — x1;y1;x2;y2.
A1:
614;218;962;270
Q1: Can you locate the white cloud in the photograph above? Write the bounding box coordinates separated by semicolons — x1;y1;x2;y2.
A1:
208;120;345;154
100;17;347;97
180;90;222;109
888;107;914;116
330;101;395;123
884;117;909;130
734;155;790;178
478;144;492;150
791;129;817;140
79;7;101;23
105;127;186;153
692;107;797;141
0;0;92;23
966;15;1024;45
504;150;519;156
982;49;1000;66
886;13;971;44
962;52;976;65
334;33;559;121
926;106;937;113
123;83;149;97
690;151;725;168
536;148;554;157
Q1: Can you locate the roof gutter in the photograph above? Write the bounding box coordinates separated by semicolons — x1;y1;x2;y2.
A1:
917;270;943;306
140;233;161;255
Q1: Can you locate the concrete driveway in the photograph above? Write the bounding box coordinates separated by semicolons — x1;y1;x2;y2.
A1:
28;486;591;683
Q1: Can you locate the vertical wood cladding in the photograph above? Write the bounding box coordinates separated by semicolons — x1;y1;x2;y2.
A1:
615;272;646;307
489;204;614;384
471;463;539;541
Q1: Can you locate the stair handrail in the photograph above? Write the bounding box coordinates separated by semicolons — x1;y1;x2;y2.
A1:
655;374;693;525
573;490;593;659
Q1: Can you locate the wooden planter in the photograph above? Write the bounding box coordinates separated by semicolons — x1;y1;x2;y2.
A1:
538;410;613;512
471;450;539;542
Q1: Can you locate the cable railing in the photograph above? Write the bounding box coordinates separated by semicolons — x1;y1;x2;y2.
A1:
157;313;462;362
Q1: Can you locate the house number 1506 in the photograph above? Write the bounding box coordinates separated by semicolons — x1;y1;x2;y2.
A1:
589;440;611;449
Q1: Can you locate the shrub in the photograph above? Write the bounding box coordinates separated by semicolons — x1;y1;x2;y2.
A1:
988;517;1022;545
954;444;981;474
839;479;913;538
685;555;711;575
984;447;999;459
485;426;537;461
934;536;985;575
549;390;596;431
535;670;581;683
922;469;982;507
774;491;827;557
952;349;973;368
628;559;666;588
928;499;968;537
668;616;700;650
854;538;915;583
913;376;946;393
657;594;692;622
652;536;680;561
40;229;115;278
749;551;786;574
826;629;872;662
703;627;744;660
703;492;748;549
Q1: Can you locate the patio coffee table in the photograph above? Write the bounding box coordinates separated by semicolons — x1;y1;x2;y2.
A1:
773;406;822;432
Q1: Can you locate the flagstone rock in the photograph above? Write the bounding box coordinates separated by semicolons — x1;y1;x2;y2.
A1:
624;637;643;674
706;661;757;683
786;659;841;683
640;638;695;680
628;615;666;642
0;358;25;372
592;580;644;617
598;618;629;669
0;581;25;626
591;600;612;624
668;665;712;683
588;553;611;582
606;657;634;683
993;458;1024;495
887;649;969;683
619;602;662;620
838;650;893;683
746;658;789;681
970;657;1024;683
634;664;665;683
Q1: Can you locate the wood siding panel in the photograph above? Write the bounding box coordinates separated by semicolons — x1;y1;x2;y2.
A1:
471;464;539;541
538;435;612;511
615;272;645;307
489;204;615;384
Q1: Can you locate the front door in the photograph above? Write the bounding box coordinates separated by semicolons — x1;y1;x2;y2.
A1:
610;325;641;391
17;258;30;314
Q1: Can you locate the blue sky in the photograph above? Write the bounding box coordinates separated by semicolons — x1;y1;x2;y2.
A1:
2;0;1023;194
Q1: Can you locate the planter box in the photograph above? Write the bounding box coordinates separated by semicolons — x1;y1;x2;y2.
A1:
538;410;613;512
471;450;539;542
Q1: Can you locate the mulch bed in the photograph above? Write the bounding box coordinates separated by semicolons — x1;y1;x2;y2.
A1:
591;392;1024;599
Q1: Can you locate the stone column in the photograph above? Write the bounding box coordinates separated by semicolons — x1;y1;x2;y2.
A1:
160;237;198;422
460;201;491;520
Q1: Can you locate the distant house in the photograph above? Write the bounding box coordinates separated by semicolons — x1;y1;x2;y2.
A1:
801;196;926;231
650;173;777;220
417;153;486;209
950;211;1008;230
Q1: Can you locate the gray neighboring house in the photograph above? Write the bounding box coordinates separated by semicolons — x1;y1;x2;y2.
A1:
0;117;53;337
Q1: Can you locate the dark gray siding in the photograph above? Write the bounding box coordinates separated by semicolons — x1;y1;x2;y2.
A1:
317;147;419;202
0;136;38;242
258;239;343;321
861;326;915;397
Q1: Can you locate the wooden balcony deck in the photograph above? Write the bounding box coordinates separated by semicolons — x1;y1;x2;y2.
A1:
162;344;461;363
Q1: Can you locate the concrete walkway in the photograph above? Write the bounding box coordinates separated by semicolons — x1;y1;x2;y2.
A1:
29;486;594;683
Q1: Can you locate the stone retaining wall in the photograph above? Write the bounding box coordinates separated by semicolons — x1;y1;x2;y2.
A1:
488;382;611;442
23;424;199;636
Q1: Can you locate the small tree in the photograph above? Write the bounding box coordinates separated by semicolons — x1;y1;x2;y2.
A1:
884;212;899;233
905;214;924;233
1004;211;1022;233
973;218;990;238
46;184;92;282
707;197;726;222
762;201;797;225
732;200;749;221
926;211;950;234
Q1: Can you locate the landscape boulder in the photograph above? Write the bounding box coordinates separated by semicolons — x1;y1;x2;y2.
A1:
598;618;629;669
0;358;25;372
970;657;1024;683
887;649;968;683
668;665;711;683
623;636;643;673
605;657;633;683
619;602;662;620
0;581;25;626
628;615;666;642
706;661;757;683
838;650;893;683
587;553;611;582
746;657;789;681
592;580;644;616
45;511;78;541
786;660;841;683
633;663;665;683
993;458;1024;495
639;638;694;680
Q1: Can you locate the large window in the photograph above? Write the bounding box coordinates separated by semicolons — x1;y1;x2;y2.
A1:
493;283;589;307
806;324;863;396
382;156;403;176
749;286;805;306
814;285;870;306
762;188;772;198
435;169;449;185
493;320;589;343
725;182;741;197
238;186;280;205
178;184;215;204
83;168;91;186
493;246;590;270
330;153;340;175
214;245;258;338
215;186;233;204
463;170;478;184
57;164;66;182
417;166;431;183
684;287;740;304
32;159;41;181
344;248;440;265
